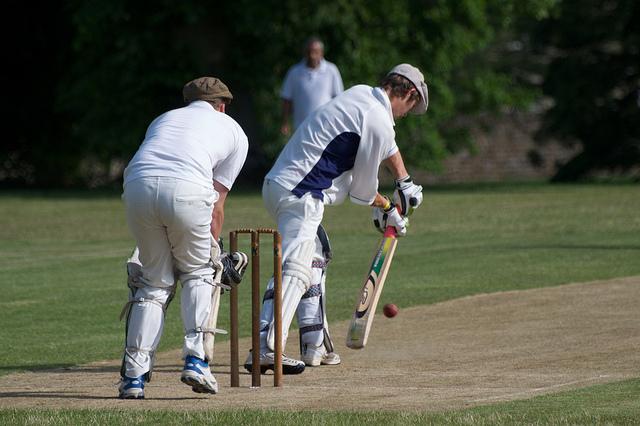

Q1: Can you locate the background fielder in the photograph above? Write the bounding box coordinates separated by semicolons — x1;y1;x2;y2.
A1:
246;63;428;374
118;77;248;398
280;36;344;136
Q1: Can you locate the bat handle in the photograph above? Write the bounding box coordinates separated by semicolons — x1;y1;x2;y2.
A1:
383;204;405;237
383;226;397;238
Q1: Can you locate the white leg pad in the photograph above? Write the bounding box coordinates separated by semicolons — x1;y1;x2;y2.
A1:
259;277;276;348
181;276;214;361
297;235;326;345
319;268;336;353
297;253;336;361
123;286;172;378
297;275;325;349
261;239;315;352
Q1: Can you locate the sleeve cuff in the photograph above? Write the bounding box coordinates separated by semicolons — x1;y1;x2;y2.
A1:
384;145;399;159
349;193;375;206
212;177;232;191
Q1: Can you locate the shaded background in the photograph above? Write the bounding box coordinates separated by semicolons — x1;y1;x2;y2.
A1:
2;0;638;188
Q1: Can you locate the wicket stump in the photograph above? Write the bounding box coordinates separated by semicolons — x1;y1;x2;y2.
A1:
229;228;282;387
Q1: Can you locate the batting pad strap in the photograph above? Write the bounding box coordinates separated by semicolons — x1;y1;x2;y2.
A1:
301;284;321;299
300;324;324;335
187;326;228;336
311;260;327;269
316;224;332;262
263;282;320;301
127;274;145;290
119;297;166;321
125;346;154;354
213;281;232;291
263;288;274;302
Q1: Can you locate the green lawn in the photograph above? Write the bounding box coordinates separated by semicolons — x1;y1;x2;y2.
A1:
1;378;639;425
1;183;639;422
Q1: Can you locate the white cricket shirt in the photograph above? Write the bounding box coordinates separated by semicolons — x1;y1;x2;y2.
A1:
267;85;398;206
123;101;248;190
281;59;344;129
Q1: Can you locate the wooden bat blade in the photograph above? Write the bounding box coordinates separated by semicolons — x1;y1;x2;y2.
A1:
346;227;398;349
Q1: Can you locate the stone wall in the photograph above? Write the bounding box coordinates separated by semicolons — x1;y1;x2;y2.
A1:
413;111;577;184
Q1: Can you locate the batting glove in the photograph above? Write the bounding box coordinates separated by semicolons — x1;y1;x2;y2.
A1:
372;197;408;236
393;176;423;216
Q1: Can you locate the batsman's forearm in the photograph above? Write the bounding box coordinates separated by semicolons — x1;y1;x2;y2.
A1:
383;151;409;180
210;209;223;240
371;193;391;209
211;180;229;241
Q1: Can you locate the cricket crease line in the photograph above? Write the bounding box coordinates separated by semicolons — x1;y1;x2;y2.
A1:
468;375;612;403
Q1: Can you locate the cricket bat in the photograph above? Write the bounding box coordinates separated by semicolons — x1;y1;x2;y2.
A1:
346;226;399;349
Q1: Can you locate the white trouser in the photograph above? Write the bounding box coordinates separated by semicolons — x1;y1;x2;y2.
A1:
259;179;324;353
122;177;218;377
262;179;325;260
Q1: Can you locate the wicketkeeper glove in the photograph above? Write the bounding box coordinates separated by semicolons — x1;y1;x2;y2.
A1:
393;175;423;216
219;251;249;289
372;197;408;236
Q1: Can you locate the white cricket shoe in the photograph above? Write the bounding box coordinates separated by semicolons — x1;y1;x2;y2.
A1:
181;355;218;394
321;351;341;365
244;351;305;375
301;344;341;366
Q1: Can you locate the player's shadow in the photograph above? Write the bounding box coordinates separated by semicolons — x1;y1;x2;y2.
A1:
0;364;124;376
1;362;250;376
0;364;76;373
0;391;209;401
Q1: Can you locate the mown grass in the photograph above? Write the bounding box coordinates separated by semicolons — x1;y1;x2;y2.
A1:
1;183;639;373
1;378;638;425
1;183;639;423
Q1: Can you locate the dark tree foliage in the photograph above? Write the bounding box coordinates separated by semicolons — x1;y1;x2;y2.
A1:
2;1;75;186
532;0;640;181
3;0;554;188
222;0;555;175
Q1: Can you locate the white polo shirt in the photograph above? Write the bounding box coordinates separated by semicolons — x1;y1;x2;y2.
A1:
267;85;398;206
123;101;248;190
281;59;344;129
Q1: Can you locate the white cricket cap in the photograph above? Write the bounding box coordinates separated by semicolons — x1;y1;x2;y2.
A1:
386;63;429;114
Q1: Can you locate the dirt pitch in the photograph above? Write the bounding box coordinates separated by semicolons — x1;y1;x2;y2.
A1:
1;276;638;412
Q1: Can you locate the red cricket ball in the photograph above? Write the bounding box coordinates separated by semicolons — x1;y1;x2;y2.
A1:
383;303;398;318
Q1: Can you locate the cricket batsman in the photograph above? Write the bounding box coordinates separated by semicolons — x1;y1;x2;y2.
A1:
245;64;428;374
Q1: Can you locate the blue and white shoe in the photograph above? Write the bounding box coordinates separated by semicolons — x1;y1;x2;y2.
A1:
118;375;145;399
181;355;218;394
